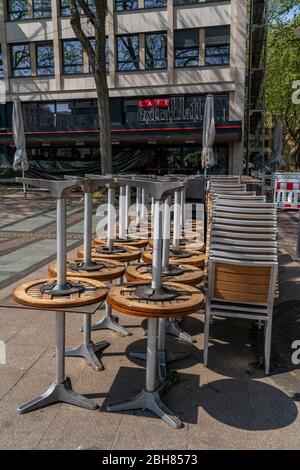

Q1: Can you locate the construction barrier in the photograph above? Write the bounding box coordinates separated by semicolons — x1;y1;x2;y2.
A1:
274;179;300;209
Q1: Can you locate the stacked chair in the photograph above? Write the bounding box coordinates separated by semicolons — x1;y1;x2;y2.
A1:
204;176;278;374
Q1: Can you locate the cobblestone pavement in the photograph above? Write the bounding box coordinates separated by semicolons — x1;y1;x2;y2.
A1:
0;190;102;290
0;189;299;450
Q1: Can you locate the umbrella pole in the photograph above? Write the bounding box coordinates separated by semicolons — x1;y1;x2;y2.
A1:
22;163;27;198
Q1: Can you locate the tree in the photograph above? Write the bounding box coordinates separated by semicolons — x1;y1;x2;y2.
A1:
266;8;300;167
268;0;300;23
70;0;112;174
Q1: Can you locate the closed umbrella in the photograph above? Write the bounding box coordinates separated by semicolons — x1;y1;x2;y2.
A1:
269;119;284;170
201;94;216;176
12;97;29;196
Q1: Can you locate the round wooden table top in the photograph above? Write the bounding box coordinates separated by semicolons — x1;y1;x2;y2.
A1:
13;277;108;309
148;239;205;252
126;263;203;286
142;250;206;268
48;258;125;281
77;245;141;263
94;236;149;249
107;281;204;318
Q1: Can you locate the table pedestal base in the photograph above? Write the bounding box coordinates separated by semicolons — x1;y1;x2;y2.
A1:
166;318;195;343
107;388;182;429
130;350;189;382
65;340;109;371
17;378;98;414
90;304;132;336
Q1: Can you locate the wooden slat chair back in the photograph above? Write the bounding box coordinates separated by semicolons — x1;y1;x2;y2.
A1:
204;258;278;374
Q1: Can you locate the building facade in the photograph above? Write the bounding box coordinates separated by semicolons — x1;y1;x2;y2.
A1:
0;0;247;176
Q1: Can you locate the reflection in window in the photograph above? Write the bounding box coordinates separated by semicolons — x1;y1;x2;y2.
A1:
89;37;109;72
60;0;71;16
115;1;138;11
145;33;167;70
33;0;52;18
174;0;201;5
62;40;83;74
117;35;139;71
8;0;28;20
60;0;96;16
205;26;230;65
145;0;167;7
174;29;199;68
36;43;54;75
11;44;31;77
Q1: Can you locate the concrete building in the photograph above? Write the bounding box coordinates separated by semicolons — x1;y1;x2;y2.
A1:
0;0;248;175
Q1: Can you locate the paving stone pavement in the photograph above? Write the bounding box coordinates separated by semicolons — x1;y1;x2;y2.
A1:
0;190;300;450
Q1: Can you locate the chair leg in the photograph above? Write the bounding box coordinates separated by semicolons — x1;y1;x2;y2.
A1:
264;319;272;375
203;311;211;366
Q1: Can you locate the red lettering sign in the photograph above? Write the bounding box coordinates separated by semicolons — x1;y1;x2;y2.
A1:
138;99;170;109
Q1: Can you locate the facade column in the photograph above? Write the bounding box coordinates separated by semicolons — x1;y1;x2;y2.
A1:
0;1;10;95
139;33;145;70
167;0;174;84
230;0;247;175
51;0;62;91
107;0;116;89
199;29;205;67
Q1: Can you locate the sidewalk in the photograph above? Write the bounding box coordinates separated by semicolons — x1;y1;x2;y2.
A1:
0;190;299;450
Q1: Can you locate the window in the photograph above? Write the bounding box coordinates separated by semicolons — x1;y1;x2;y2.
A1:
11;44;31;77
60;0;71;16
145;0;167;7
174;0;201;5
62;40;83;74
205;26;230;65
89;38;109;72
115;1;138;10
33;0;52;18
174;29;199;68
36;42;54;75
0;47;3;79
8;0;28;20
60;0;95;17
117;35;139;71
145;32;167;70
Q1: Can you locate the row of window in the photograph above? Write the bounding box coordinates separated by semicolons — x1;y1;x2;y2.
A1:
6;0;228;20
8;26;230;77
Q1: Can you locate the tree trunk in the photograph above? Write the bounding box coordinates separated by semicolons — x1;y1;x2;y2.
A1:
94;72;112;175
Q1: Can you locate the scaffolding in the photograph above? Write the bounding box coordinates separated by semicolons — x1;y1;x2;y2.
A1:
245;0;269;173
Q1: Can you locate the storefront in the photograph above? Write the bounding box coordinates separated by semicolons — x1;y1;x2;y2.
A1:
0;93;242;177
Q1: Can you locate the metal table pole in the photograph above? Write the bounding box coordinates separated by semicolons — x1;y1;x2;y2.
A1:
17;311;98;414
173;190;181;251
119;185;126;240
180;187;186;237
107;199;182;429
91;186;131;336
141;188;147;222
107;186;114;252
125;185;131;233
57;197;67;288
67;189;110;370
83;192;93;266
136;187;142;228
